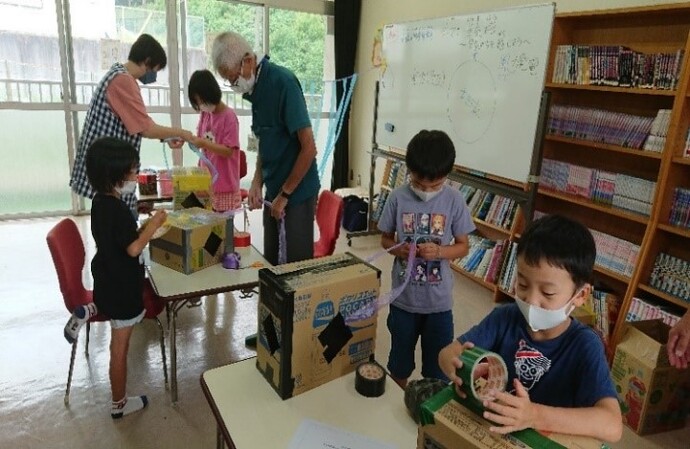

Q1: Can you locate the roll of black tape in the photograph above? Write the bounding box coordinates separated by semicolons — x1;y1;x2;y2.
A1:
355;361;386;398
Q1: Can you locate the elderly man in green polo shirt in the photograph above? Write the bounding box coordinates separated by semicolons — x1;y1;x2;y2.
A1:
212;31;321;267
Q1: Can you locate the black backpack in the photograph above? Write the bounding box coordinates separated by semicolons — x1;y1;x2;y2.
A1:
342;195;369;232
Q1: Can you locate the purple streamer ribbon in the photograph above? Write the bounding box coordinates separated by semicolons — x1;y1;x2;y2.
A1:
345;241;417;324
264;200;287;265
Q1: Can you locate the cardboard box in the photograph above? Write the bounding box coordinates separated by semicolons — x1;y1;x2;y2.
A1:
149;207;226;274
611;320;690;435
256;253;380;399
172;166;212;210
417;387;606;449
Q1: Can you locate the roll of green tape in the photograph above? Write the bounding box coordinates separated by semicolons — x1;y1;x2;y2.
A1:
456;346;508;402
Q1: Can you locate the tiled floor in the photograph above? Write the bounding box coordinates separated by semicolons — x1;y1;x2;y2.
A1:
0;214;688;448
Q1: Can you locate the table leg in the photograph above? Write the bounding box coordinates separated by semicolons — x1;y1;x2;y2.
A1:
170;300;178;403
216;424;225;449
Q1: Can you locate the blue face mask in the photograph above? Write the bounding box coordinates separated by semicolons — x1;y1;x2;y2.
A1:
139;70;157;85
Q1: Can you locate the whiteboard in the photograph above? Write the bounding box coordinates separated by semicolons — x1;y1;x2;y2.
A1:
376;3;555;184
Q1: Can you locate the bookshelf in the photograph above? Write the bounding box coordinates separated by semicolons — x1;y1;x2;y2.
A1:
539;3;690;358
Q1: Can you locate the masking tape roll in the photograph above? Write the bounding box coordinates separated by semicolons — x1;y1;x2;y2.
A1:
457;346;508;402
234;231;251;247
355;361;386;398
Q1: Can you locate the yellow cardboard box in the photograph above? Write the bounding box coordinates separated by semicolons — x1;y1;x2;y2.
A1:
256;253;380;399
172;166;212;210
149;207;226;274
611;320;690;435
418;387;607;449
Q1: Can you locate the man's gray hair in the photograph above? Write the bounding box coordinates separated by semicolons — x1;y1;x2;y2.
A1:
211;31;254;72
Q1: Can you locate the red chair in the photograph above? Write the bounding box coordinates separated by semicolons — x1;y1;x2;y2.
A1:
314;190;345;258
46;218;168;405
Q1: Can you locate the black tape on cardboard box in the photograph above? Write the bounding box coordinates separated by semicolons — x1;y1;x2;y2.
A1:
317;313;353;363
262;314;280;355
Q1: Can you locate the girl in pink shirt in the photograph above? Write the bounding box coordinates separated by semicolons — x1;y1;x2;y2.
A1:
188;70;241;212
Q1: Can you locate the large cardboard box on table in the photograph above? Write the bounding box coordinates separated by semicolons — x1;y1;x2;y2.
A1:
172;166;212;210
256;253;380;399
418;387;605;449
149;207;226;274
611;319;690;435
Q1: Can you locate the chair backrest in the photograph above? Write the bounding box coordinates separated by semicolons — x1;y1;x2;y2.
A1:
314;190;344;257
239;150;248;179
46;218;89;312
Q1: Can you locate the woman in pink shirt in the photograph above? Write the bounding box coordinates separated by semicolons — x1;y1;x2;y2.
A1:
188;69;241;212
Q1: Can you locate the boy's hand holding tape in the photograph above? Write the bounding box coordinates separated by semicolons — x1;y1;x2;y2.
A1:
438;340;538;435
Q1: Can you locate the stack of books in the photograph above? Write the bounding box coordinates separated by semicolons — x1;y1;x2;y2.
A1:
547;104;655;150
649;252;690;302
591;290;622;345
612;173;655;216
370;190;389;223
497;241;519;294
540;159;656;216
552;45;685;90
642;109;672;153
533;211;638;277
447;181;519;230
589;229;639;278
669;187;690;228
626;296;682;326
683;128;690;158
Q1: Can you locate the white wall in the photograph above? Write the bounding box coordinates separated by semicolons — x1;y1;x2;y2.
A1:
349;0;690;188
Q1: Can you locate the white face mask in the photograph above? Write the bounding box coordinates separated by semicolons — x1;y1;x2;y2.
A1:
514;293;578;332
115;180;137;196
231;72;255;94
410;184;441;202
199;103;215;113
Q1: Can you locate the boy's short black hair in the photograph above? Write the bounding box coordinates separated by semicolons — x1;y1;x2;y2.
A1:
517;214;595;287
86;137;139;194
406;130;455;180
188;69;222;111
128;34;167;70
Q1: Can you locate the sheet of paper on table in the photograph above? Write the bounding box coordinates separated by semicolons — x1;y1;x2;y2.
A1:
287;419;397;449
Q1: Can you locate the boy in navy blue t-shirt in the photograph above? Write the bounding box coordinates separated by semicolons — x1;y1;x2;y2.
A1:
439;214;622;443
378;130;475;388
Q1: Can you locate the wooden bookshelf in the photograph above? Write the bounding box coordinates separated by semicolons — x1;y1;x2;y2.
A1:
537;188;649;224
544;135;663;159
451;263;497;293
544;82;677;96
540;3;690;358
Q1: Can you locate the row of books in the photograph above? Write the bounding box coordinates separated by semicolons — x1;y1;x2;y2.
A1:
370;190;390;223
649;252;690;302
590;229;639;278
533;210;639;278
547;104;655;150
551;45;685;90
447;180;519;230
454;234;496;280
590;290;622;345
385;161;409;190
669;187;690;229
626;296;682;327
642;109;672;153
540;159;656;216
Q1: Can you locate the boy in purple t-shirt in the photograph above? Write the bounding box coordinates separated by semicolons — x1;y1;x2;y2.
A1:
378;130;475;388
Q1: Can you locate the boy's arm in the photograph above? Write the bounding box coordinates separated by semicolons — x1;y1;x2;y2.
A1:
381;231;409;259
483;380;622;443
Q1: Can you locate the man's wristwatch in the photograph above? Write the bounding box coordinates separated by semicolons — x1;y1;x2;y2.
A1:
280;189;292;200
